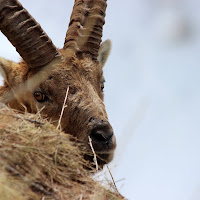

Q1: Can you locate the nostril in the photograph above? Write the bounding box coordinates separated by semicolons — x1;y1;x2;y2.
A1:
91;128;113;143
92;130;107;141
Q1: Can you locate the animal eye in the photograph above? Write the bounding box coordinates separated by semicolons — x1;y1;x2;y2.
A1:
100;79;105;92
101;83;104;92
34;91;48;102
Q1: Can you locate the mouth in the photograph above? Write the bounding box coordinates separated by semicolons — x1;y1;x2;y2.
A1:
84;134;116;169
65;121;116;169
82;122;117;169
84;150;115;169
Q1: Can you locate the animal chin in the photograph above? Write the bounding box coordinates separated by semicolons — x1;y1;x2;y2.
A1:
84;150;115;169
86;136;116;169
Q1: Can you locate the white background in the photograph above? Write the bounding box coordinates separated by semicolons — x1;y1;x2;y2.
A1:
1;0;200;199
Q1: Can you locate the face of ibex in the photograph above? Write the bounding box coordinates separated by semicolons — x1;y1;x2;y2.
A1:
0;0;116;168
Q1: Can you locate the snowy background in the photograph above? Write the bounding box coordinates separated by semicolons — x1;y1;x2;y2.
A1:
1;0;200;199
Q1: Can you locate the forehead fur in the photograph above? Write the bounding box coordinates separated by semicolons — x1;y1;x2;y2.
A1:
33;56;104;103
41;56;102;86
66;56;103;80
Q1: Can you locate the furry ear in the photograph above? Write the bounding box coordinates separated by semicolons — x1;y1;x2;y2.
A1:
0;57;13;82
97;39;112;67
0;57;24;86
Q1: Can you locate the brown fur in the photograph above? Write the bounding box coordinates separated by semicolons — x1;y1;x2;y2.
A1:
0;48;116;167
0;0;116;168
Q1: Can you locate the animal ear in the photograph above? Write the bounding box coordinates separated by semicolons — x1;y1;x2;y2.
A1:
0;57;12;82
97;40;112;67
0;57;22;86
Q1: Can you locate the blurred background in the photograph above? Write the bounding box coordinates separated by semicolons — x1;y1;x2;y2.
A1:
1;0;200;199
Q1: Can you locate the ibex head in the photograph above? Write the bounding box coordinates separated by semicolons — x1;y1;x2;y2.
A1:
0;0;116;168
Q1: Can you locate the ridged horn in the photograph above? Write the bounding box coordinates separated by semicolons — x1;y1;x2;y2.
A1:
64;0;107;60
0;0;60;68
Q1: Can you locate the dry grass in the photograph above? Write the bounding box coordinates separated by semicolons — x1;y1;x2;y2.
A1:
0;103;124;200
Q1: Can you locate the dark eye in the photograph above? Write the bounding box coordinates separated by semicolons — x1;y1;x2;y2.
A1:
34;91;48;102
101;83;104;92
100;78;105;92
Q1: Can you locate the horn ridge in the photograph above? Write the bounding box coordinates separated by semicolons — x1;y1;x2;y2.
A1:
64;0;107;60
0;0;60;68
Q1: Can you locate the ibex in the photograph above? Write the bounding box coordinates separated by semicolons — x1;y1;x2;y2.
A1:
0;0;116;168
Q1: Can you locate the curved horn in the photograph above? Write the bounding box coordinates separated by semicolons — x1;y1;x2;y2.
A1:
64;0;107;60
0;0;60;68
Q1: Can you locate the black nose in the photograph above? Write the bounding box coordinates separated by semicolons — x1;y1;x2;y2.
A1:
90;121;114;144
